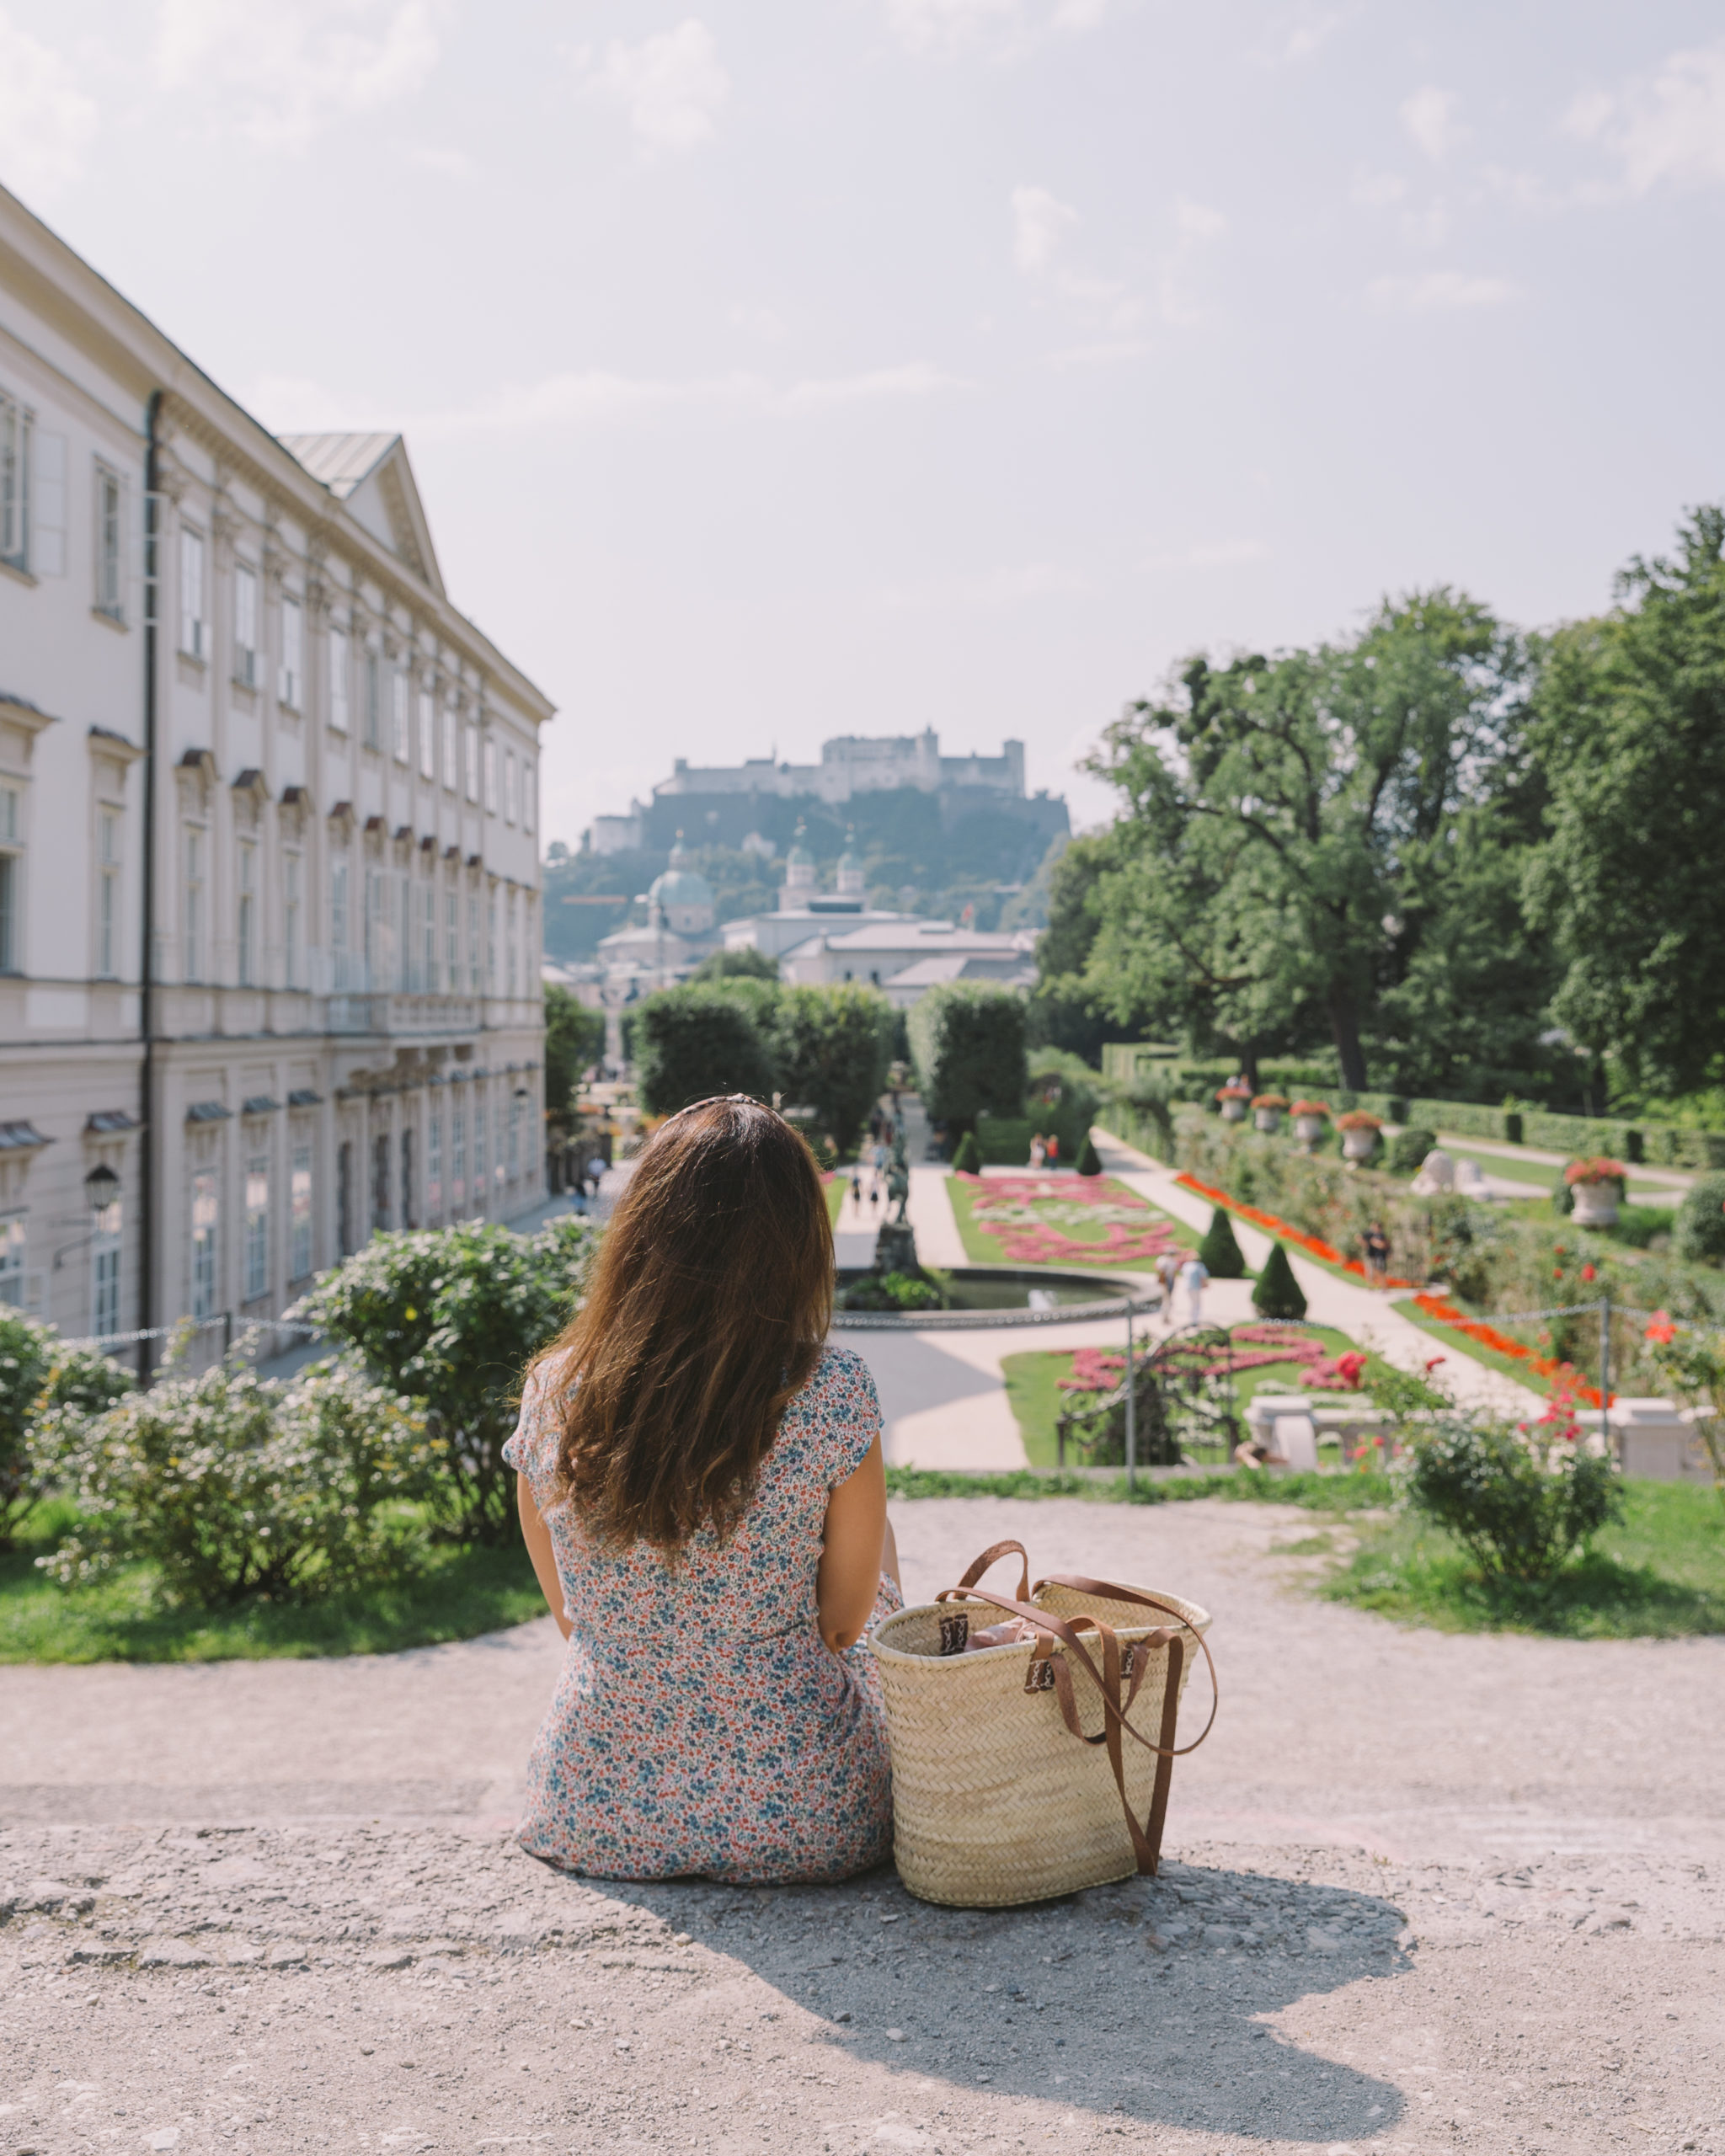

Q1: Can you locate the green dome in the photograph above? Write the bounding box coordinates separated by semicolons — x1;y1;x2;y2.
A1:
649;867;714;909
785;820;814;868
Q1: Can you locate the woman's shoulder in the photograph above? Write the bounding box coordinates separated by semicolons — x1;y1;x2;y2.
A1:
777;1341;881;1486
805;1339;877;1403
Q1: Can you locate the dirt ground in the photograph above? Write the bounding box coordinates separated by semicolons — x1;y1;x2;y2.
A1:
3;1496;1722;2155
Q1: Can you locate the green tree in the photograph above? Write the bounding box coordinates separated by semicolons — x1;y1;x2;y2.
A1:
1525;508;1725;1100
1196;1205;1247;1279
691;947;781;983
1084;593;1528;1089
1027;833;1119;1063
543;985;606;1116
633;985;781;1115
1251;1241;1307;1320
905;984;1028;1140
289;1216;595;1544
770;984;893;1156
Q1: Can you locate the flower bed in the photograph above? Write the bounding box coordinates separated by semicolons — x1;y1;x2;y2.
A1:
1058;1326;1368;1396
1411;1293;1608;1408
1174;1171;1419;1289
955;1171;1182;1267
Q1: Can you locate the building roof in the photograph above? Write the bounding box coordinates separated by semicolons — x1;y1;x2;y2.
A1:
276;431;398;496
809;921;1035;956
649;867;715;909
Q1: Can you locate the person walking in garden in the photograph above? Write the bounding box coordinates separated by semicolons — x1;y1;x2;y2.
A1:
1179;1251;1210;1325
506;1095;901;1883
1028;1132;1046;1171
1156;1246;1182;1321
1363;1220;1391;1285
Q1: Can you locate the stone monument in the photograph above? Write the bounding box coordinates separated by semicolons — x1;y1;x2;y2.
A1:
874;1130;918;1273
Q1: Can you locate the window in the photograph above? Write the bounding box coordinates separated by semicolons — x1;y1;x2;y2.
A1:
442;702;458;790
473;1090;487;1203
508;1094;520;1182
184;830;204;984
428;1112;442;1220
467;895;479;991
422;882;436;992
1;783;22;974
523;758;536;835
505;890;517;999
32;432;65;576
364;648;381;750
0;391;29;571
284;851;301;990
419;688;435;782
97;809;119;978
244;1154;269;1301
465;723;480;802
237;841;256;987
92;1239;120;1341
483;737;498;814
487;894;498;991
330;857;349;954
392;666;409;761
291;1145;312;1278
371;1130;391;1233
445;889;458;987
338;1139;355;1256
451;1102;466;1210
280;594;303;707
400;1126;415;1230
493;1101;505;1188
328;622;350;731
234;563;259;688
398;872;411;990
179;526;206;659
94;465;123;618
0;1217;25;1308
504;748;517;825
190;1170;217;1320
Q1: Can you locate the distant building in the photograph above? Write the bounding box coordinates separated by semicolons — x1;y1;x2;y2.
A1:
658;729;1024;805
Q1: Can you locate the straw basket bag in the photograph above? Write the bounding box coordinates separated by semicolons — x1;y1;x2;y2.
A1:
872;1539;1216;1908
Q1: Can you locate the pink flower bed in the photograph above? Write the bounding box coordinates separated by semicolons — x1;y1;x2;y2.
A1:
1057;1327;1369;1395
958;1171;1178;1266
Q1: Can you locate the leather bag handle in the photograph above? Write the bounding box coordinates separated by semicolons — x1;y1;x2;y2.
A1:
956;1540;1033;1603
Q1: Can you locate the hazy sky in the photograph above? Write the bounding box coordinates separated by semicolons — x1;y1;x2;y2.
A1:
4;1;1722;839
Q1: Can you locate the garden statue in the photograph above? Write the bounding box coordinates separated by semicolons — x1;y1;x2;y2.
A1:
874;1131;917;1273
887;1133;911;1224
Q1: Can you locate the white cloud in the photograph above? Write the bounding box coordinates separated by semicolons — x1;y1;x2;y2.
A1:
1368;270;1514;312
1400;84;1461;162
0;11;99;200
1046;338;1154;367
1249;5;1344;67
785;363;964;408
574;19;729;154
1567;40;1725;194
1012;184;1078;274
884;0;1109;56
155;0;444;152
1140;539;1268;571
1350;170;1406;209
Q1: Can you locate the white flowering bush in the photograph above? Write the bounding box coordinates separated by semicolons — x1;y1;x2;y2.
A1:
0;1309;135;1547
33;1351;435;1607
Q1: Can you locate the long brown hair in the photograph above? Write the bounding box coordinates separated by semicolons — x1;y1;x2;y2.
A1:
538;1096;834;1548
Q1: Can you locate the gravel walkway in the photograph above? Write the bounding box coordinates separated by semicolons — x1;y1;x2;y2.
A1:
4;1497;1722;2153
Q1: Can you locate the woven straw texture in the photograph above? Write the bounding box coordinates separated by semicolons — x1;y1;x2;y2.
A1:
872;1582;1211;1908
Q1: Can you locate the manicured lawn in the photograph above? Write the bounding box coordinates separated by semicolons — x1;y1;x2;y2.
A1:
1001;1323;1393;1468
944;1173;1201;1272
0;1501;547;1663
825;1175;846;1225
886;1465;1395;1511
1422;1139;1675;1208
1325;1478;1725;1637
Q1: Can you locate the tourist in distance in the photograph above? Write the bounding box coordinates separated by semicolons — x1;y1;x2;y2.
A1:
1362;1220;1391;1284
1179;1251;1210;1326
1028;1132;1046;1171
1155;1246;1182;1321
506;1096;900;1882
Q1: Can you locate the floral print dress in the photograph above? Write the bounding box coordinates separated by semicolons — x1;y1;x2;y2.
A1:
503;1341;900;1884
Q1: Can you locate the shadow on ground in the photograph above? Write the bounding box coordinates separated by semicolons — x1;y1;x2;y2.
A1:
593;1856;1410;2142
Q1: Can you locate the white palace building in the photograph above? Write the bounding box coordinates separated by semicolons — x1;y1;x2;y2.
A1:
0;184;553;1352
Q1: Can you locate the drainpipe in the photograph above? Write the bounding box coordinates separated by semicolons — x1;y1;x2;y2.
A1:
137;389;162;1380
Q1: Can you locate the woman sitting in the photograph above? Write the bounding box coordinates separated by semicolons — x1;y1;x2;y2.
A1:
507;1094;901;1885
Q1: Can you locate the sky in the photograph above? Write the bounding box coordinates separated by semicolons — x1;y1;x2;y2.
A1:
3;1;1723;842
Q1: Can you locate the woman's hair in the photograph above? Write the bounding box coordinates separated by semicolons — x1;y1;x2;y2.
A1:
537;1095;834;1549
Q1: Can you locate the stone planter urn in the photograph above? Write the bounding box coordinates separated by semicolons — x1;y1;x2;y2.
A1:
1341;1127;1378;1163
1253;1107;1283;1134
1293;1114;1327;1149
1571;1181;1621;1228
1219;1097;1248;1123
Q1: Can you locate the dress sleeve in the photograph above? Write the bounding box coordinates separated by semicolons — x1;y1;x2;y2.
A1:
823;1344;884;1487
502;1364;561;1516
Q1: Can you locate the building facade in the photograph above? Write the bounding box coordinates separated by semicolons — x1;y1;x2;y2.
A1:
0;185;553;1350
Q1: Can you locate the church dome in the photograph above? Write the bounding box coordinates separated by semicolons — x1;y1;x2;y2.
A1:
649;867;714;910
836;826;864;898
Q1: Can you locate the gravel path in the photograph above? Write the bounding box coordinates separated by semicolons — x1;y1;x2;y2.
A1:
4;1498;1722;2153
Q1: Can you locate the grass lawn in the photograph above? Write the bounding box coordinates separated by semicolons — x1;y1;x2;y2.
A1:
0;1500;547;1663
1414;1139;1675;1208
1001;1324;1396;1468
825;1176;846;1225
944;1173;1203;1273
886;1464;1395;1511
1324;1479;1725;1637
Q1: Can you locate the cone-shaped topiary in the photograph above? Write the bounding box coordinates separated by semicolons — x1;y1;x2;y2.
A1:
1076;1133;1102;1177
1197;1204;1247;1279
950;1129;983;1174
1251;1240;1307;1321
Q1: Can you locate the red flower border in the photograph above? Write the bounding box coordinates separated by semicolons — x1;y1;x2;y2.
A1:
1173;1171;1418;1289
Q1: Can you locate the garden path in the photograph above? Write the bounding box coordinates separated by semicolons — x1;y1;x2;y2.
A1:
4;1498;1721;2152
1091;1129;1546;1422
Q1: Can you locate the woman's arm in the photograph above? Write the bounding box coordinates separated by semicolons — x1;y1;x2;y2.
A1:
817;1433;893;1653
517;1472;573;1641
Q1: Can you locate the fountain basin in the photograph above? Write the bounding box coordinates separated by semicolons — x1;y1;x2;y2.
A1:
831;1266;1160;1331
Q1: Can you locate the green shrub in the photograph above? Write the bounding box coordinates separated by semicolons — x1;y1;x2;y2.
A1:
1402;1417;1623;1583
1076;1133;1102;1177
289;1217;595;1543
771;983;894;1157
35;1355;434;1607
1197;1205;1247;1279
1674;1174;1725;1264
1388;1126;1439;1175
543;985;606;1113
0;1311;134;1548
633;984;780;1113
1251;1241;1307;1320
950;1130;983;1174
906;984;1028;1140
839;1271;947;1313
690;947;780;982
